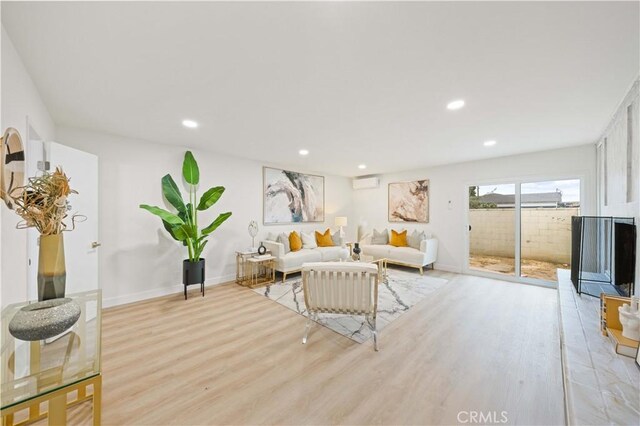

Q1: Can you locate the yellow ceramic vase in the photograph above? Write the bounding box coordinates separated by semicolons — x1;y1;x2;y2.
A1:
37;234;66;301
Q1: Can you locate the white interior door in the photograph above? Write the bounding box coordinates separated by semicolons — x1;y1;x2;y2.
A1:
43;142;99;294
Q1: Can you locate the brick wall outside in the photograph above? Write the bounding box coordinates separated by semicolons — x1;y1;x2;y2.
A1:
469;208;579;263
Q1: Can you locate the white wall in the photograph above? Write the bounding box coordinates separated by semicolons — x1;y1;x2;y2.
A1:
56;126;354;307
1;26;56;307
352;145;596;273
597;78;639;295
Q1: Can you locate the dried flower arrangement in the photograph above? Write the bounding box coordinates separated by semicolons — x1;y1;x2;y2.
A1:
11;167;83;235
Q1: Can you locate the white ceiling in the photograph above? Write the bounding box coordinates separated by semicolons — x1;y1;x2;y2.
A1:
2;2;639;177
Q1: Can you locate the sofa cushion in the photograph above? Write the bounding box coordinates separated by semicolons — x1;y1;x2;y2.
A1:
331;231;341;246
390;229;408;247
278;233;291;253
266;232;278;242
301;232;318;249
360;244;391;258
372;228;389;245
316;246;349;261
407;230;426;249
280;249;322;269
315;229;334;247
388;246;427;266
289;231;302;252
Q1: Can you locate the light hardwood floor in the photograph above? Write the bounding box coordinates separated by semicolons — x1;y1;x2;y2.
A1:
51;270;565;425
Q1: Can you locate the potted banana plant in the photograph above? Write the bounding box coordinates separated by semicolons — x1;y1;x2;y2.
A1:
140;151;232;299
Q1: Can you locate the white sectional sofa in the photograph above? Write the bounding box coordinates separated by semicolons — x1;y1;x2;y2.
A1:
262;238;349;281
359;232;438;274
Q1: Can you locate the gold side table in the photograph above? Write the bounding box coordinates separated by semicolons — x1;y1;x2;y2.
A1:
348;255;388;284
236;251;257;285
1;290;102;426
345;242;354;256
246;256;276;287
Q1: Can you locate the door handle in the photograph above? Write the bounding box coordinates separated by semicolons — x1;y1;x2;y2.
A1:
468;225;472;232
91;242;101;249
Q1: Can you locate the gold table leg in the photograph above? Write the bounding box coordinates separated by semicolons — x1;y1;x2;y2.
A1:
1;375;101;426
92;375;102;426
48;394;67;425
3;414;14;426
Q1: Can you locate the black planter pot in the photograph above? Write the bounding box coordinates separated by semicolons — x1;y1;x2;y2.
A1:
183;258;205;299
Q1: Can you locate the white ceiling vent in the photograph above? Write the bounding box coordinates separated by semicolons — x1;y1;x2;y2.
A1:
352;177;379;190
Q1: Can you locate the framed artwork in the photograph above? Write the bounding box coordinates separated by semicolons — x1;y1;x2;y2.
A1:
388;180;429;223
0;128;25;210
263;167;324;224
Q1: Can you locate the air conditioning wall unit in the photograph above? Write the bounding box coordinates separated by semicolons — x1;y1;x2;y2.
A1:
352;177;380;190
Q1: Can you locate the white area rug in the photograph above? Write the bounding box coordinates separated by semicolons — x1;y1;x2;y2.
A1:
251;269;448;343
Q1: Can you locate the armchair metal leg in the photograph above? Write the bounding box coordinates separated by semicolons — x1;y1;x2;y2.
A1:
368;315;379;351
302;313;314;344
282;272;287;283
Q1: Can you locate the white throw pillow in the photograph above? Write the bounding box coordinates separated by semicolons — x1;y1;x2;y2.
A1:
331;231;342;246
301;232;318;249
408;230;426;250
266;232;278;242
372;228;389;245
277;233;291;254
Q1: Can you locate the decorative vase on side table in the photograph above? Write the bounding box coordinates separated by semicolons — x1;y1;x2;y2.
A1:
5;161;83;302
352;242;362;261
38;233;67;301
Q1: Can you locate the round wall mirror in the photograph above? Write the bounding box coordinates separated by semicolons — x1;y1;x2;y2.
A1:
0;127;25;209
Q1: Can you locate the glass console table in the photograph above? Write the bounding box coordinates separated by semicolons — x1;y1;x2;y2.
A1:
1;290;102;425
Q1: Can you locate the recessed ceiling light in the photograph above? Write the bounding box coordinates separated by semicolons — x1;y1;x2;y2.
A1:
182;119;198;128
299;149;309;156
358;164;367;170
446;99;465;110
483;140;497;147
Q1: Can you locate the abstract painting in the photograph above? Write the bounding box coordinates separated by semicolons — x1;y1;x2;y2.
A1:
263;167;324;224
388;180;429;223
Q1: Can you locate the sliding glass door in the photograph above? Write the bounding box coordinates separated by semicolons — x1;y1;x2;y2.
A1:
468;184;516;276
520;179;580;282
467;179;581;284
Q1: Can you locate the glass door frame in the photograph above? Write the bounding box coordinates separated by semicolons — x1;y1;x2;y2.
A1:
463;173;585;288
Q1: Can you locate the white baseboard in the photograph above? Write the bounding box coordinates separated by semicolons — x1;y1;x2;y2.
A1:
433;263;461;273
102;273;236;308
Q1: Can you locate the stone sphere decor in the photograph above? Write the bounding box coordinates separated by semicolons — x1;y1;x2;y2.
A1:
9;298;81;341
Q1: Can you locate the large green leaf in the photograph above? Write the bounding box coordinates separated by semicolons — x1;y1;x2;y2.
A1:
162;220;189;243
197;186;225;211
202;212;232;236
161;174;186;213
180;223;198;239
162;220;181;241
180;203;193;224
140;204;184;225
182;151;199;185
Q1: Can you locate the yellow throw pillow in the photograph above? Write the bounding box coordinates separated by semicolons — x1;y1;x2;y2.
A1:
315;229;334;247
289;231;302;252
390;229;408;247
